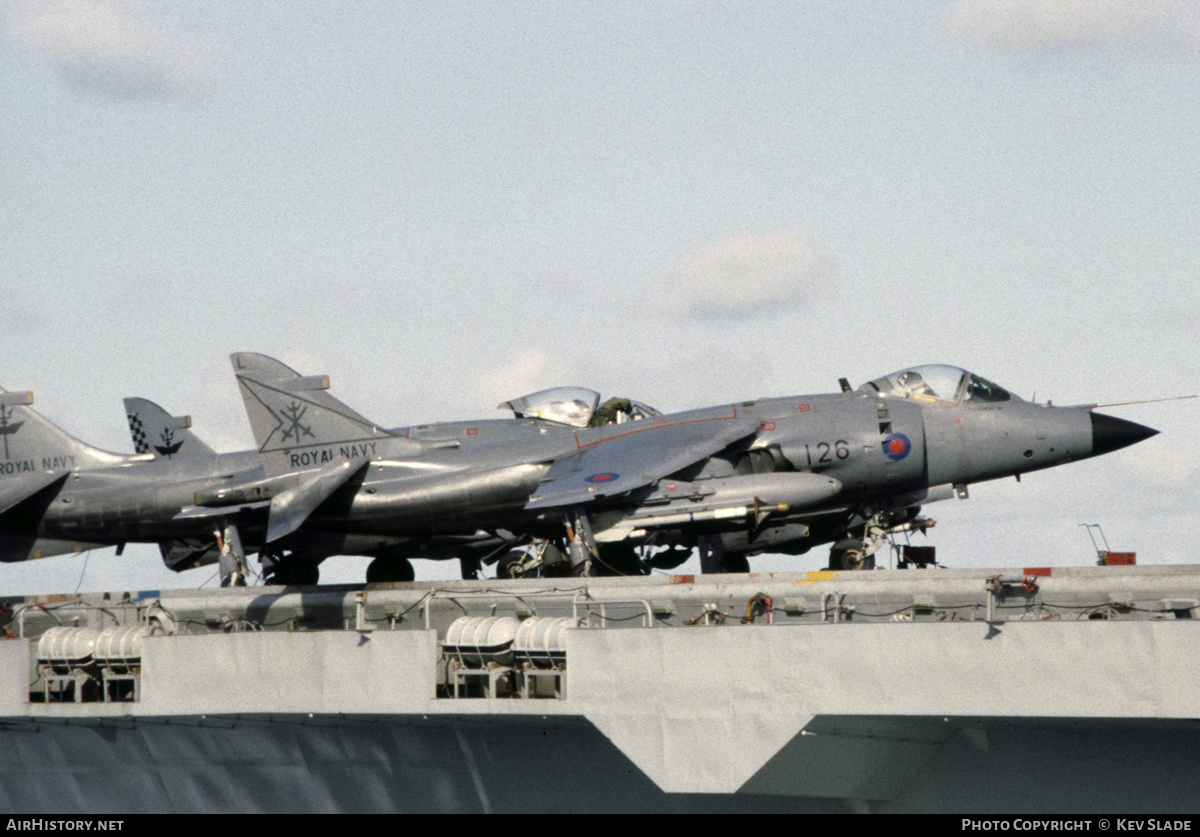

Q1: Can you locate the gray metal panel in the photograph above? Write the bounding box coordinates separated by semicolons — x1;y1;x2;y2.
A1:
568;620;1200;793
741;716;956;800
139;631;438;715
0;641;25;716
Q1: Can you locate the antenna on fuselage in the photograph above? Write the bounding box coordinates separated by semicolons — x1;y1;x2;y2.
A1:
838;378;852;393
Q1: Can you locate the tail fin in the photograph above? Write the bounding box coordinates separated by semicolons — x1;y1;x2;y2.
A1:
124;397;216;459
230;353;420;543
0;386;143;519
0;387;138;473
231;352;412;475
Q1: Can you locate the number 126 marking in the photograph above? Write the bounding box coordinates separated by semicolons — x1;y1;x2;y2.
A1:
804;440;850;465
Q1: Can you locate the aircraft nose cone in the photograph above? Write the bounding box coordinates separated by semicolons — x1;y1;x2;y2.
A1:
1091;412;1159;456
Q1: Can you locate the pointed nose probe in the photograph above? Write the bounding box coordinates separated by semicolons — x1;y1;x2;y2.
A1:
1091;412;1159;456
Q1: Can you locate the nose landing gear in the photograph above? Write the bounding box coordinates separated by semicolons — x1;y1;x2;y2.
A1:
829;538;874;571
828;509;938;571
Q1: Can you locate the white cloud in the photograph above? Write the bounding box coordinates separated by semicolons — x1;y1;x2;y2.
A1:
945;0;1200;54
1115;433;1199;495
182;355;255;454
659;231;833;321
3;0;215;99
468;347;586;410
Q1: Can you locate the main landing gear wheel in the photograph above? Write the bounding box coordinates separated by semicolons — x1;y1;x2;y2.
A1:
829;538;875;571
269;561;320;586
719;554;750;574
366;557;415;583
497;550;532;579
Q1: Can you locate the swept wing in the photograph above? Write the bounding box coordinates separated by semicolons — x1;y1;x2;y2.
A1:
526;412;761;510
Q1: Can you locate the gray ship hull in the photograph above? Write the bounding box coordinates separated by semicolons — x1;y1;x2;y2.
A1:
5;714;1200;813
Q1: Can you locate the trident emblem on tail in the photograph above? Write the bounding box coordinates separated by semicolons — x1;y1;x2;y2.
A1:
0;405;24;461
279;401;315;444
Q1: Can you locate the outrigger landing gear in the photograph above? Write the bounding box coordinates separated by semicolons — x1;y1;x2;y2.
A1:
557;509;650;577
564;507;599;577
274;561;320;586
215;520;250;587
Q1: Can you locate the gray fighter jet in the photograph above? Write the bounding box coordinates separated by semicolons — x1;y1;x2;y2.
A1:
231;354;1166;580
133;386;655;583
0;388;149;566
0;381;638;585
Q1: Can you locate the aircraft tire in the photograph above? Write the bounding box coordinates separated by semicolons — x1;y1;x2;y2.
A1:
272;561;320;586
497;550;532;579
719;554;751;574
366;557;415;583
829;539;875;571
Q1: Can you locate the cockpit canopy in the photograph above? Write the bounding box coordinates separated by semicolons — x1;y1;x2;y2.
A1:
858;364;1018;405
500;387;600;428
499;387;663;427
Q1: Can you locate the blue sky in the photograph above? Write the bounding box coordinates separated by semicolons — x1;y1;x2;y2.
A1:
2;1;1197;592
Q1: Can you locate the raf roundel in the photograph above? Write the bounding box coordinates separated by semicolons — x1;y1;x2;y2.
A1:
585;472;620;484
882;433;911;462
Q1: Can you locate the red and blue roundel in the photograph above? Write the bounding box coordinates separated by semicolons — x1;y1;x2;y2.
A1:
882;433;911;461
586;472;620;483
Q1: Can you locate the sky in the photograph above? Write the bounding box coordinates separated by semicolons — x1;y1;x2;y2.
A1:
1;0;1197;594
